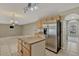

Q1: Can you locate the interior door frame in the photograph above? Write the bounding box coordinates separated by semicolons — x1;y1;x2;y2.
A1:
62;19;79;51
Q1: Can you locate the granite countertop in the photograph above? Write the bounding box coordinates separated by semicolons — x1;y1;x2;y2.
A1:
18;36;45;45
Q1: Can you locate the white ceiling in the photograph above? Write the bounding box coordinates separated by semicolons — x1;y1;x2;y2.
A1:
0;3;79;25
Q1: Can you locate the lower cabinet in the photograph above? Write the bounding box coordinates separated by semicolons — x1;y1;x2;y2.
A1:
17;39;45;56
22;47;30;56
17;39;23;56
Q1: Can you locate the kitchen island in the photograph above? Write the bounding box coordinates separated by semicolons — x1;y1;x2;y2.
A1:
17;36;45;56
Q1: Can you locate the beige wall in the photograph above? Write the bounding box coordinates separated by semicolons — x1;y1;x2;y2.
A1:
22;22;37;35
0;22;37;37
0;24;22;37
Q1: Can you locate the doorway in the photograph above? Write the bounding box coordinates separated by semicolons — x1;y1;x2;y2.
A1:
63;14;79;55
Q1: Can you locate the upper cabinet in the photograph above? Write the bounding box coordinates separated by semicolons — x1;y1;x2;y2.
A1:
36;16;62;29
36;19;43;29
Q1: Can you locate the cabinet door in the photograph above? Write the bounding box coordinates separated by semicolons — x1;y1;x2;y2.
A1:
17;43;23;56
22;47;31;56
36;20;43;29
22;42;30;50
31;41;45;56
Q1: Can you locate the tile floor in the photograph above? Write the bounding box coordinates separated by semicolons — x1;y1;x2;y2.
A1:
0;37;18;56
0;36;79;56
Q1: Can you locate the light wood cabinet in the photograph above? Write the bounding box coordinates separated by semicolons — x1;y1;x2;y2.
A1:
36;16;62;29
36;20;43;29
22;47;30;56
17;38;45;56
17;39;23;56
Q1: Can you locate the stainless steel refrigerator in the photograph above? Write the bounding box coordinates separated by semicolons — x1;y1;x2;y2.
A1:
44;20;61;53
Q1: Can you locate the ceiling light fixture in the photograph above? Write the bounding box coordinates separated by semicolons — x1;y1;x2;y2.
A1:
30;7;34;11
10;13;18;27
24;3;38;13
34;6;38;10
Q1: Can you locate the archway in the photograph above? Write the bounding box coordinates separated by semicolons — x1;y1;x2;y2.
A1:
63;13;79;55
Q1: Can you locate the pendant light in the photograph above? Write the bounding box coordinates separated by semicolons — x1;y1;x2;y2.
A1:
10;13;18;29
24;3;38;13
